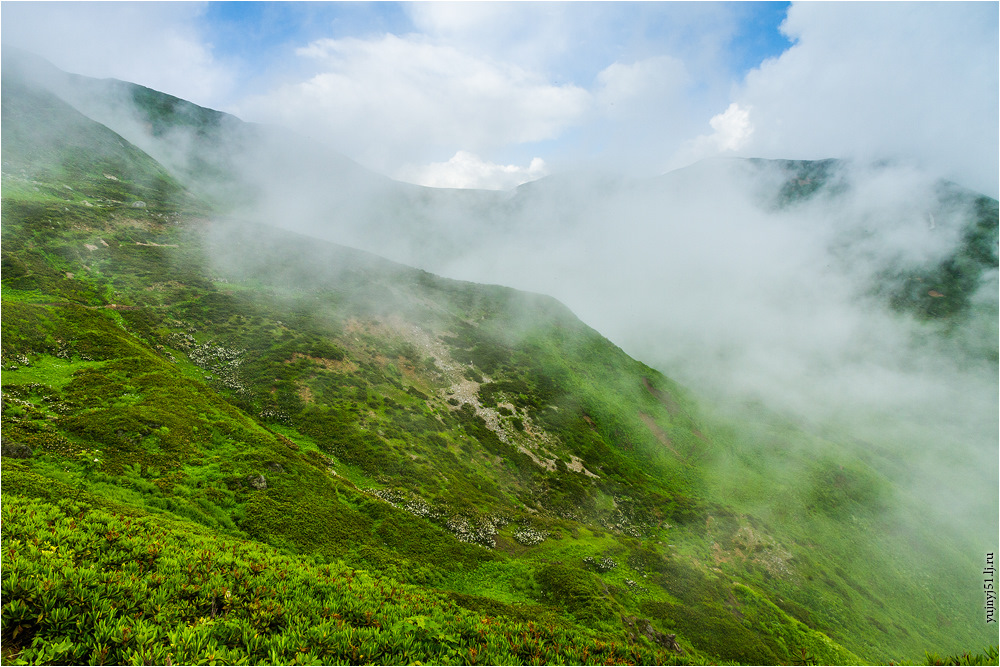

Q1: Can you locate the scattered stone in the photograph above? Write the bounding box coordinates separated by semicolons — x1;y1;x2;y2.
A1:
131;201;147;208
367;487;508;548
246;473;268;490
1;440;33;459
622;615;683;654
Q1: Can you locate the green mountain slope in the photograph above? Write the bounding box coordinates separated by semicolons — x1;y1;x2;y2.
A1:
0;80;195;216
2;57;996;665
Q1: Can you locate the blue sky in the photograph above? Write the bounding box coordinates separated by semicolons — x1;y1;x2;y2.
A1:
2;2;996;194
199;2;792;87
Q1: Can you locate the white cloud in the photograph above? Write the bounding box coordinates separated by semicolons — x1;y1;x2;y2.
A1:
574;54;723;177
709;103;753;151
594;56;690;118
405;2;575;73
669;103;754;169
396;151;547;190
0;2;234;108
233;4;751;181
405;2;744;88
236;33;590;174
732;2;999;196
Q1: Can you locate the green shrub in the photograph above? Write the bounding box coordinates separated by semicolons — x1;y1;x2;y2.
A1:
536;562;615;623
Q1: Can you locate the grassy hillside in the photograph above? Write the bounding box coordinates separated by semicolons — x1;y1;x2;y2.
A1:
2;62;997;665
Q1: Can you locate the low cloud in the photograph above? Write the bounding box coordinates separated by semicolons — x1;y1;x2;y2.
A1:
396;151;548;190
418;159;996;535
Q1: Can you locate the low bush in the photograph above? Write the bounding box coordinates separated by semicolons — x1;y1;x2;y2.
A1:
1;494;690;666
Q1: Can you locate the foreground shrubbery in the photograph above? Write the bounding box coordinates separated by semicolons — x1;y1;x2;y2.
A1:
920;645;1000;666
1;494;692;666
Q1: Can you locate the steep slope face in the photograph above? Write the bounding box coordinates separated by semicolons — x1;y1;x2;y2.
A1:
2;57;996;664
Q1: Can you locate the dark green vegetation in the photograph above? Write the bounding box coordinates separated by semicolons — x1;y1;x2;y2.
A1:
2;56;997;665
1;494;685;665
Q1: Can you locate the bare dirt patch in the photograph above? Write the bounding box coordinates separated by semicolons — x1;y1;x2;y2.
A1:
638;412;683;459
288;352;358;374
712;524;795;580
567;454;599;478
297;382;314;404
642;377;681;417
